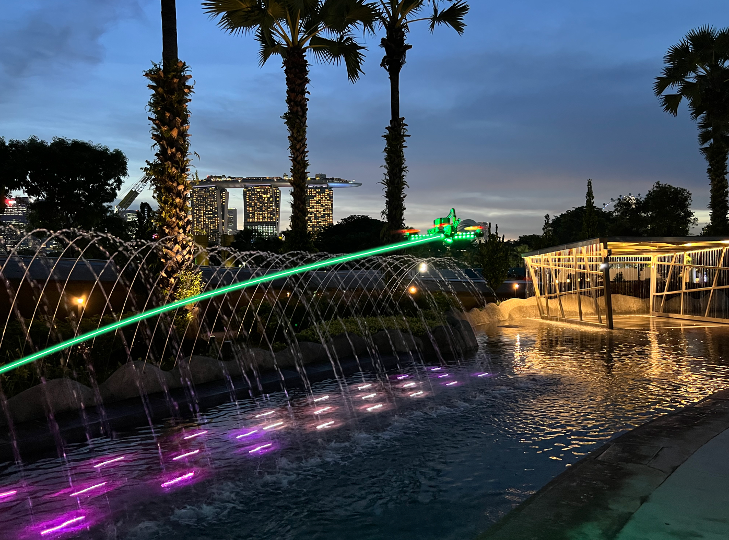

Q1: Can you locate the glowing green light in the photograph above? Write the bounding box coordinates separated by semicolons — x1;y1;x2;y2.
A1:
0;235;442;376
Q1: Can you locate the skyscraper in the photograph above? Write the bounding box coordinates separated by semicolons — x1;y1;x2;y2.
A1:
0;196;30;246
191;186;229;244
227;208;238;234
243;185;280;237
305;186;333;234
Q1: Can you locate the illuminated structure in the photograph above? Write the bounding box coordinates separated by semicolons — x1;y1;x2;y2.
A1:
191;186;229;244
227;208;238;234
193;174;360;236
305;184;333;234
523;237;729;329
243;186;280;237
405;208;482;244
0;196;30;245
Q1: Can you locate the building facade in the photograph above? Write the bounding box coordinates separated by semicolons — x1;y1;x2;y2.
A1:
305;186;333;234
243;185;280;237
0;196;31;246
227;208;238;234
191;187;229;244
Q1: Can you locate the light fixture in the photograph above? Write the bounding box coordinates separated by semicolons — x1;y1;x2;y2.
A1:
419;262;428;273
409;286;417;294
513;283;519;289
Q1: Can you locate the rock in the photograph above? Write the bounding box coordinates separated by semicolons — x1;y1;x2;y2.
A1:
99;361;175;403
242;347;276;372
275;342;328;368
326;333;369;359
183;355;226;385
372;329;419;355
3;378;96;425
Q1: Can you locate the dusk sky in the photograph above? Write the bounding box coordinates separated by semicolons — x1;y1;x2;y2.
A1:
2;1;728;238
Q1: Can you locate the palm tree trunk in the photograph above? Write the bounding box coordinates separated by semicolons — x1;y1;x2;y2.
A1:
380;25;411;239
706;139;729;235
161;0;178;68
283;46;311;251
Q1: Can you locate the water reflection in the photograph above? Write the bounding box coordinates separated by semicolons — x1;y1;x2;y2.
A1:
2;320;729;540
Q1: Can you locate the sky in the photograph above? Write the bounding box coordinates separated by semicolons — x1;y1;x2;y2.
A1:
2;0;728;238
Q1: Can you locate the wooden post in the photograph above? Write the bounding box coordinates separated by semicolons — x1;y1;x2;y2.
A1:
574;247;583;321
602;246;613;330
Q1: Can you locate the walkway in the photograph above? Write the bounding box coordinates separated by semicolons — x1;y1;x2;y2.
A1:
479;389;729;540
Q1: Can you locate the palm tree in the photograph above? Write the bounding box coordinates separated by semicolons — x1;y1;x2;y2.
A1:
203;0;375;251
654;26;729;235
145;0;196;295
375;0;468;240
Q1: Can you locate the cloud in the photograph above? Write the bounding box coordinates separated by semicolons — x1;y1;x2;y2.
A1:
0;0;144;97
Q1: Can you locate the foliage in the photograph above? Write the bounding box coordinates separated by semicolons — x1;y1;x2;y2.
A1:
232;228;285;253
172;268;204;332
376;0;469;239
0;136;127;231
468;223;510;290
144;59;195;294
135;202;158;241
203;0;376;251
295;312;442;342
654;25;729;235
610;182;697;236
581;179;598;239
315;214;388;253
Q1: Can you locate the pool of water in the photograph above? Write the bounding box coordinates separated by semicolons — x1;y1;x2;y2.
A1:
2;319;729;539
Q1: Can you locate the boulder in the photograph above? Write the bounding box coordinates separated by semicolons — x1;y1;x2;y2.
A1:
372;329;419;355
99;361;175;403
275;342;328;368
241;347;276;372
326;332;369;359
3;378;96;425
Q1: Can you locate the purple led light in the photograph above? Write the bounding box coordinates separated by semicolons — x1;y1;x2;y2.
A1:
431;367;442;371
255;411;275;418
249;443;273;453
356;384;372;390
173;450;200;461
361;393;376;399
366;404;383;412
262;421;283;430
161;471;195;488
403;382;417;388
183;430;208;440
410;391;424;397
93;456;124;468
313;395;330;402
236;429;259;439
0;490;17;499
316;421;334;430
397;375;409;380
313;407;332;415
40;516;85;536
69;482;106;497
445;381;458;386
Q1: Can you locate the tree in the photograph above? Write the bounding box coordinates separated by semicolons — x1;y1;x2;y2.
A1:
1;137;127;231
203;0;376;251
315;214;387;253
0;138;26;213
654;26;729;235
469;223;509;291
135;202;157;240
643;182;697;236
375;0;468;239
611;183;697;237
581;179;598;239
145;0;196;295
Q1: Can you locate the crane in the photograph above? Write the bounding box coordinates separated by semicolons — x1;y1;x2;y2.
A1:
115;175;152;212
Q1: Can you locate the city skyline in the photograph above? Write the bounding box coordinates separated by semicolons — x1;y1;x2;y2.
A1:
1;1;728;238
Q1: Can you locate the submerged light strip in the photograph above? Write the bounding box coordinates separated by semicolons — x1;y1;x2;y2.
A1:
161;472;195;488
183;431;208;440
93;456;124;468
0;235;441;376
0;490;17;498
173;450;200;461
40;516;85;536
69;482;106;497
236;430;258;439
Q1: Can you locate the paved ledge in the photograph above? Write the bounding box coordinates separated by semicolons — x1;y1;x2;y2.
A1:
479;389;729;540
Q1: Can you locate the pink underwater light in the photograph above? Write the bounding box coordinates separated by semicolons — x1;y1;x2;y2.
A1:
69;482;106;497
93;456;124;468
40;515;86;536
183;430;208;440
161;471;195;489
173;450;200;461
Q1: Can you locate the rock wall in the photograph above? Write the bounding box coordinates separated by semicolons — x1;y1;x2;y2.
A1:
465;294;649;326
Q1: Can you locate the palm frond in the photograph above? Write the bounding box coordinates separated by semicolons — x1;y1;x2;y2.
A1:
321;0;378;35
256;27;286;64
202;0;268;35
309;35;366;81
428;0;468;34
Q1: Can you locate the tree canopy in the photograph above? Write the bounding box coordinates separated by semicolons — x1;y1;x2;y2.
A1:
315;214;387;253
0;136;128;231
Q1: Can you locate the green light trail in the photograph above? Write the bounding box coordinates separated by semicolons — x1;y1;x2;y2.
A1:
0;235;442;376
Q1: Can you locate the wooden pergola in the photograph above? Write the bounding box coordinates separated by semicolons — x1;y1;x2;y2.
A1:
522;237;729;329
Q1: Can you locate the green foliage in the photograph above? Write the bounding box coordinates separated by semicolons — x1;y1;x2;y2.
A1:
469;223;510;290
315;214;388;253
172;268;203;332
135;202;158;241
581;179;598;240
0;136;128;231
654;25;729;234
611;182;697;236
232;228;285;253
295;312;442;342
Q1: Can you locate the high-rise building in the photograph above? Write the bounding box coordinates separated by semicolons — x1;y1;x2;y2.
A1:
305;186;333;234
0;196;31;246
191;186;229;244
243;185;280;237
227;208;238;234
